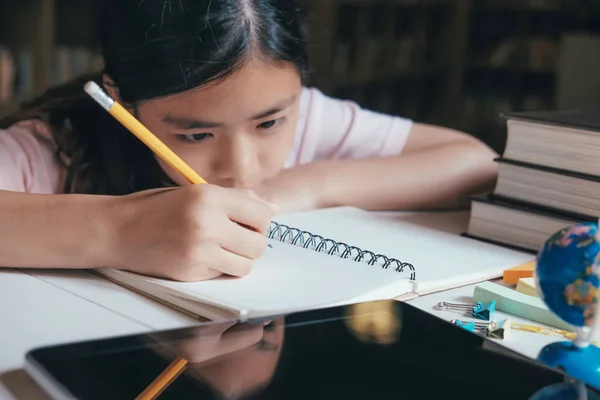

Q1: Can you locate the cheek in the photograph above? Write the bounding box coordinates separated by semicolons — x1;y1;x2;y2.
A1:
261;119;297;169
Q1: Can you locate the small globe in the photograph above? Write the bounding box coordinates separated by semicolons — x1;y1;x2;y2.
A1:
536;222;600;328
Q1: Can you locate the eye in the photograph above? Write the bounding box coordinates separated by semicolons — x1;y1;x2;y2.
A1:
257;118;282;130
179;133;213;142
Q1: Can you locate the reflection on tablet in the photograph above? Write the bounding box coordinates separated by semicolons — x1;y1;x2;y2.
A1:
24;300;600;400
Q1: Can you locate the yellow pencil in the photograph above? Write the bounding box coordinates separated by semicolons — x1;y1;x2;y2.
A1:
84;80;266;238
84;80;279;397
85;81;195;398
84;81;207;185
135;356;188;400
84;81;273;398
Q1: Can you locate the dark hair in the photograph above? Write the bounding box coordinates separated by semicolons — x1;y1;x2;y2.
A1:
0;0;309;195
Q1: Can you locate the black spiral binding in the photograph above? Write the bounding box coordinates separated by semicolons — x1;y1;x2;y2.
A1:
267;221;416;280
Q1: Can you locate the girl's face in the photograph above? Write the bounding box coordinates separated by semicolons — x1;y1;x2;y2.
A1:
132;57;302;188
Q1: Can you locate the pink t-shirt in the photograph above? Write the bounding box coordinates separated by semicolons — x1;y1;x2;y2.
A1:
0;87;413;194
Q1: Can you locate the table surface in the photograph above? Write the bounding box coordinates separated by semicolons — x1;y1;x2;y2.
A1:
0;210;580;400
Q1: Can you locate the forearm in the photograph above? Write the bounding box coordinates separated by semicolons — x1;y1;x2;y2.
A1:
317;141;498;211
0;190;117;269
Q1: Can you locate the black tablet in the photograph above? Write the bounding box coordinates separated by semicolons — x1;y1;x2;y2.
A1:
25;300;599;400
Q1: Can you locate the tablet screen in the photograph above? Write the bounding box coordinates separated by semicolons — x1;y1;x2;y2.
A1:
25;300;597;400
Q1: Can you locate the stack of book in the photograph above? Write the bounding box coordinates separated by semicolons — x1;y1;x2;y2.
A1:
465;108;600;253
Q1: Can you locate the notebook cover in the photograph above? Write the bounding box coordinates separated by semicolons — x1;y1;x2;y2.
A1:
503;108;600;133
470;192;597;222
495;157;600;181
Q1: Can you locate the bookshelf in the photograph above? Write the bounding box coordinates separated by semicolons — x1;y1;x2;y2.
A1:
304;0;467;126
1;0;599;153
0;0;101;116
0;0;53;115
457;0;600;152
304;0;600;152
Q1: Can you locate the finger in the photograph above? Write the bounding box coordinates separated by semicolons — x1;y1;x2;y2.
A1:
199;320;240;336
215;325;264;356
171;321;240;363
204;242;255;277
177;267;223;282
219;219;269;260
221;189;275;234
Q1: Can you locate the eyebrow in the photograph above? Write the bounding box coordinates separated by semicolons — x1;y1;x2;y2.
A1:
163;94;297;130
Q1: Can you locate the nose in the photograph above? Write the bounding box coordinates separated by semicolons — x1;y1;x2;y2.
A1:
213;135;259;188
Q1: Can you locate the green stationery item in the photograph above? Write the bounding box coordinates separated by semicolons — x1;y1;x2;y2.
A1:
472;281;574;332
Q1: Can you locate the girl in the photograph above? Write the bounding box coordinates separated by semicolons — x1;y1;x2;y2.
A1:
0;0;498;282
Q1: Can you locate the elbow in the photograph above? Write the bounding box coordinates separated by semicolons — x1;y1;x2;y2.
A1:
454;138;499;204
471;137;499;183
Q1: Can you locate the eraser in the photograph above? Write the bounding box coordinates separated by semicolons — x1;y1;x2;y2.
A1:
503;260;535;284
473;281;573;331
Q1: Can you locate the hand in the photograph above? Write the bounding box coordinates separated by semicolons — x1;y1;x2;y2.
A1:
158;320;267;364
149;318;284;398
107;184;277;281
252;163;325;214
190;318;284;397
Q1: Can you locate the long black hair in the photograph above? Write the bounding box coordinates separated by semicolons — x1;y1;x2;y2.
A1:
0;0;309;195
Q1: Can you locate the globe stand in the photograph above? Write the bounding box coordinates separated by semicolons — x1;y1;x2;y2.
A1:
537;326;600;390
529;380;600;400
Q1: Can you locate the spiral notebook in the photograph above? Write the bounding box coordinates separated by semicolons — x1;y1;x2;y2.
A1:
96;207;533;321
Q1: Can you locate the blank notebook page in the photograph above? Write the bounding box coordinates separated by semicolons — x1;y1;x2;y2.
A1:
103;237;413;319
271;207;534;294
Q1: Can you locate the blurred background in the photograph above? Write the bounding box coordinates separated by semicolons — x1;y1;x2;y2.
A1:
1;0;600;154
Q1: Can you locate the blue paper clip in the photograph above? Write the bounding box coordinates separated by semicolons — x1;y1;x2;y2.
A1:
435;300;496;321
472;301;496;320
452;320;476;332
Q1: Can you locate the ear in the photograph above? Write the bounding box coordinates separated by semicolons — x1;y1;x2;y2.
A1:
102;73;135;114
101;73;120;101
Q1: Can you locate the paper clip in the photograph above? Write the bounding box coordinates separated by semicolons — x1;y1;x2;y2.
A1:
487;318;510;339
451;319;490;333
435;300;496;321
451;320;477;332
450;318;511;339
